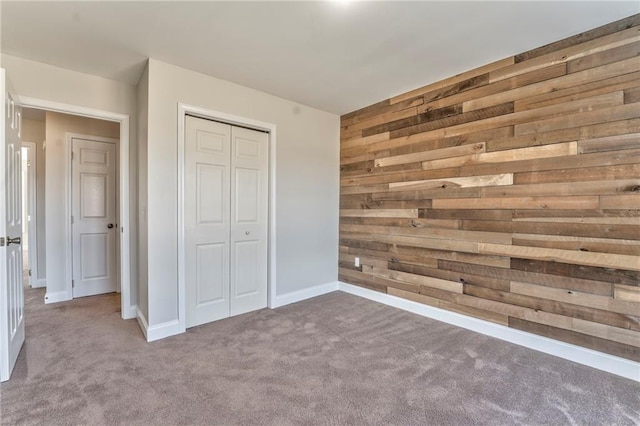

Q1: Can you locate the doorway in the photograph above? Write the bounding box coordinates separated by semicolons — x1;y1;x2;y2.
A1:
18;101;133;319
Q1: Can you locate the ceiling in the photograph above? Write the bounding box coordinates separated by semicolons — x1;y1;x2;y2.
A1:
1;2;638;115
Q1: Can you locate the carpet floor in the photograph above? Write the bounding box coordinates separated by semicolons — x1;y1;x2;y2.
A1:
1;282;639;425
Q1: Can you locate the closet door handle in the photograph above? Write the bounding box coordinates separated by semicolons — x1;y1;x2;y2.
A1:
245;231;250;235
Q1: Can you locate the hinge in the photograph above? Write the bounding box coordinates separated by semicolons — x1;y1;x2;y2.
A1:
72;280;75;288
0;237;4;247
71;151;74;160
71;216;74;224
28;269;32;276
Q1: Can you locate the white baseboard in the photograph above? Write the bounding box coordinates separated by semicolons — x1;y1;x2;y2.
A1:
122;304;137;320
136;307;149;340
338;281;640;382
146;319;182;342
272;281;339;308
44;290;71;304
31;278;46;289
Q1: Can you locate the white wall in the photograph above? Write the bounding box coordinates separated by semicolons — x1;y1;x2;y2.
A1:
21;118;46;281
44;112;120;298
1;54;138;306
145;59;339;326
136;64;149;321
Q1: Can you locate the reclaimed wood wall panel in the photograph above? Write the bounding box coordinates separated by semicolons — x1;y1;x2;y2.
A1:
339;14;640;362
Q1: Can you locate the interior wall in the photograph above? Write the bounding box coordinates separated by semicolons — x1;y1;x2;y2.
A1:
339;15;640;361
44;112;120;298
21;118;46;281
1;54;138;308
144;58;339;327
136;63;149;322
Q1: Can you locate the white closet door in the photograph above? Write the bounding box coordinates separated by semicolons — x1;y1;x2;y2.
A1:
185;116;231;328
230;126;268;316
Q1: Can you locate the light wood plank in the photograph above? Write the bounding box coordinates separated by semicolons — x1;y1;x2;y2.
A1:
340;209;418;218
376;143;485;168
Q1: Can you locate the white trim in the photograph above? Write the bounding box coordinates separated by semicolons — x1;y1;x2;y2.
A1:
44;290;71;304
177;103;277;334
136;306;149;340
338;282;640;382
21;141;37;286
65;133;118;301
18;96;134;320
146;320;182;343
272;281;339;308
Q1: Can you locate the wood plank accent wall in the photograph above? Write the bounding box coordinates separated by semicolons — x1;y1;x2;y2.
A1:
339;15;640;362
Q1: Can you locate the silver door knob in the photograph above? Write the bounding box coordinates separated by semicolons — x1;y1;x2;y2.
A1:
245;231;250;235
107;223;114;229
7;236;21;245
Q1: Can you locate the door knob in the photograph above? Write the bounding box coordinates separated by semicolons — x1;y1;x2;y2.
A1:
7;236;21;245
245;231;250;235
107;223;114;229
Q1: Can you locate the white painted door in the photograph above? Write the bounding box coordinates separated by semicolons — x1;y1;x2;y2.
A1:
185;116;231;328
185;116;268;328
230;126;268;316
0;69;25;382
71;138;117;298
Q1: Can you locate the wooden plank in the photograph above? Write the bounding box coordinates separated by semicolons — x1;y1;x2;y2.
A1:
390;57;515;105
514;102;639;136
481;179;640;198
389;262;510;292
362;104;463;137
464;56;639;112
511;281;640;316
422;141;578;171
489;27;640;83
375;142;485;168
439;259;613;297
509;318;640;362
340;209;418;218
615;285;640;303
510;259;640;287
567;41;640;73
433;196;598;210
515;71;640;112
514;14;640;63
389;245;510;268
578;133;640;153
389;173;512;192
389;287;509;325
514;163;640;185
341;132;392;150
488;117;640;152
390;102;514;139
479;243;640;271
340;223;512;244
512;233;640;256
625;86;640;104
600;194;640;209
342;97;423;128
368;267;463;293
465;284;640;331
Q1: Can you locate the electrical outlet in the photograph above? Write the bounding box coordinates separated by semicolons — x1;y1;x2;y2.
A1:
354;257;360;267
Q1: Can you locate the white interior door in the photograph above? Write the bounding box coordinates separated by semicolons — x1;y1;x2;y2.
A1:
1;69;25;382
230;126;268;316
185;116;231;328
185;116;269;328
71;138;117;298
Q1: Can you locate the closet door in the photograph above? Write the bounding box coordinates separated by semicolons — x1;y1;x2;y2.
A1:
230;126;269;316
185;116;231;328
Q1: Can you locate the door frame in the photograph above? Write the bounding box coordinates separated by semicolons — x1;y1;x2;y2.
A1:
18;96;134;319
21;141;38;287
66;134;120;299
177;103;277;333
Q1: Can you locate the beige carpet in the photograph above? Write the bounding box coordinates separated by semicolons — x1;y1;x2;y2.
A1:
1;282;639;425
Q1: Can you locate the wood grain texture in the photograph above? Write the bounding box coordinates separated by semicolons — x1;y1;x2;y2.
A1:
339;16;640;361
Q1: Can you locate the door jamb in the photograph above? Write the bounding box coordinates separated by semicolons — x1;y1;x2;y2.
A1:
177;103;277;334
17;96;134;319
66;134;119;299
21;141;38;287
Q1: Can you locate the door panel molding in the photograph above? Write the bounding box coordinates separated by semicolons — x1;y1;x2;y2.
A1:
177;104;276;338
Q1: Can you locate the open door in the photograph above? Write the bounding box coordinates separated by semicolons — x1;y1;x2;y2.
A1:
0;68;25;382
